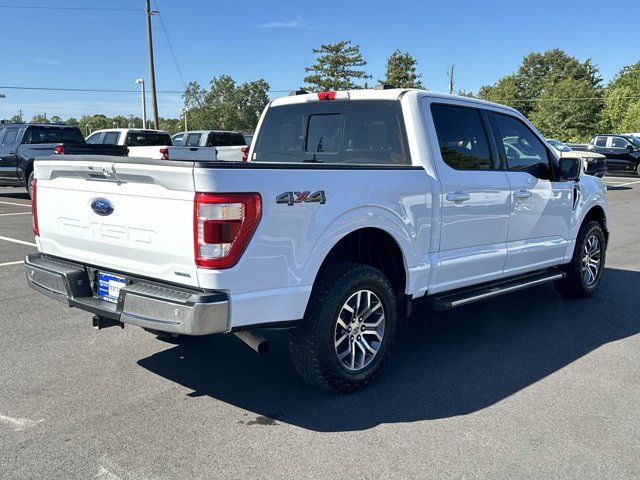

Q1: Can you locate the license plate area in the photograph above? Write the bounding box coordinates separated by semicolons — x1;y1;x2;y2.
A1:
97;271;127;304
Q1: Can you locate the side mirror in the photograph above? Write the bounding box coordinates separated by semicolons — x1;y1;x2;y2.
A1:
559;157;581;181
627;144;635;151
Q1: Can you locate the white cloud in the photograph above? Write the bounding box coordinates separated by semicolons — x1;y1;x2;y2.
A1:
257;15;317;30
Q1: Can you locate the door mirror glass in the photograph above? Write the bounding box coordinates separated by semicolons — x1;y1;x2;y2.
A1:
627;143;634;151
559;157;581;181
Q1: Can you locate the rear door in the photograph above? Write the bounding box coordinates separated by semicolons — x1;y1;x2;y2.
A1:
425;101;511;292
490;112;573;276
0;126;21;181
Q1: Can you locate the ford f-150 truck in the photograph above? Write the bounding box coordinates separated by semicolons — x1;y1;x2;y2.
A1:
163;130;248;162
0;123;127;196
24;89;609;392
568;134;640;174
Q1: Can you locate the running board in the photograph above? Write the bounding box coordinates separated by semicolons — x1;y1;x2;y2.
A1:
429;270;566;311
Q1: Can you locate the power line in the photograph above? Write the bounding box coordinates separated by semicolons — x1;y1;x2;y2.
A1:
153;0;186;88
0;4;142;11
0;85;293;94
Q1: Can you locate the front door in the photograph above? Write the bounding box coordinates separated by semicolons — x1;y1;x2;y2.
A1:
0;127;21;183
491;112;573;277
425;100;511;293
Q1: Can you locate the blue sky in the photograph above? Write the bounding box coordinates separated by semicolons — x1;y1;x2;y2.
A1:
1;0;638;121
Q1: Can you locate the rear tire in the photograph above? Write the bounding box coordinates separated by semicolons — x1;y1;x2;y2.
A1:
554;221;606;298
289;262;397;393
26;171;34;199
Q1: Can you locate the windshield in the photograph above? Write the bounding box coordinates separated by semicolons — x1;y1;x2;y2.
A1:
628;136;640;148
546;139;572;152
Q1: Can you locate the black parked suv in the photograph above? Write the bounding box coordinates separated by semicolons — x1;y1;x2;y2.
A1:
0;123;127;196
569;134;640;175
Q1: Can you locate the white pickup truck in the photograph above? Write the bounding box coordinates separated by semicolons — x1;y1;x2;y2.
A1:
162;130;248;162
25;88;609;392
86;128;172;159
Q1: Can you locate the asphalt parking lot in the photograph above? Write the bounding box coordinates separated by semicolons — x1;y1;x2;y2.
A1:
1;177;639;480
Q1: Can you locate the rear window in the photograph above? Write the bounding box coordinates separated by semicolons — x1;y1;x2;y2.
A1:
206;132;246;147
184;133;202;147
23;127;85;144
253;100;411;165
125;131;172;146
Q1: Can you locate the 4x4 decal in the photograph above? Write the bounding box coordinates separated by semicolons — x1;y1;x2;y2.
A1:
276;191;326;206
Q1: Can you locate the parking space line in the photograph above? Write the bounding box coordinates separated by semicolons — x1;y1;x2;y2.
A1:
0;261;24;267
0;212;31;217
610;180;640;187
0;235;37;247
0;200;31;207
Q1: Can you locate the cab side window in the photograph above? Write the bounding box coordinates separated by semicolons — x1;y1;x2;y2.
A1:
0;128;20;150
430;104;495;170
594;136;607;147
611;137;629;148
494;113;551;179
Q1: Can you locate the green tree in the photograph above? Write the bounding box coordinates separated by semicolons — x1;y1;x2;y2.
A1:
183;75;270;131
379;50;423;88
478;75;520;108
599;61;640;133
529;78;601;142
30;114;49;123
304;40;371;91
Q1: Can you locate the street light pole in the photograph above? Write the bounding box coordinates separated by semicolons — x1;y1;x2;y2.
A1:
145;0;159;129
181;107;188;132
135;79;147;128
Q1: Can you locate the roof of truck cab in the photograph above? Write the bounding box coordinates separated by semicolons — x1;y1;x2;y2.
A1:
270;88;520;114
90;128;169;134
182;130;243;134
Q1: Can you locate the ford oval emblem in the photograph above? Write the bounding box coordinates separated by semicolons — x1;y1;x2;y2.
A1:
90;198;114;216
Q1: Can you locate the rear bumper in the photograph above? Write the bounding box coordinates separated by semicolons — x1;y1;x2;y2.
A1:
24;253;229;335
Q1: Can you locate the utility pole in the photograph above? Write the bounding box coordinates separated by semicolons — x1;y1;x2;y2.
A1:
145;0;159;129
448;65;455;95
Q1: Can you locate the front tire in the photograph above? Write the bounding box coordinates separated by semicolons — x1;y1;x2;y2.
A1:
289;262;398;392
554;221;606;298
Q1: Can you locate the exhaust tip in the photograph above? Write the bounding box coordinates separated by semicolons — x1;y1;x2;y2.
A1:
234;331;270;355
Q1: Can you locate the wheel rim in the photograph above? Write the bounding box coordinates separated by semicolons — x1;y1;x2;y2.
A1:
334;289;385;372
581;234;602;287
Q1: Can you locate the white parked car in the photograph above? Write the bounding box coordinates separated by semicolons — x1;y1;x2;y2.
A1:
25;88;609;392
163;130;248;162
86;128;172;159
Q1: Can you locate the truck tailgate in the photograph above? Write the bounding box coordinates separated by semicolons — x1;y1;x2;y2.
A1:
34;157;199;287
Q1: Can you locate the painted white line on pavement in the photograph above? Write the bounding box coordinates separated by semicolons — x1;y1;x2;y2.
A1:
610;180;640;187
0;235;37;247
0;414;44;431
0;212;31;217
0;261;24;267
0;200;31;207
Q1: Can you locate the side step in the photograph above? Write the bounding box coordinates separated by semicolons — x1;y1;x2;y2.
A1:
429;270;566;311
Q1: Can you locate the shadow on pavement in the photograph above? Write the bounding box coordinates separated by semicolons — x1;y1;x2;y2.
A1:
138;268;640;432
0;190;30;200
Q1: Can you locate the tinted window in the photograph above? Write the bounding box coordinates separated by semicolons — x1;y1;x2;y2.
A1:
253;100;410;165
494;113;550;178
1;128;19;149
85;133;100;144
184;133;202;147
125;131;172;146
172;133;184;146
611;137;629;148
23;127;84;144
306;114;342;154
431;104;494;170
206;132;246;147
102;132;121;144
594;136;607;147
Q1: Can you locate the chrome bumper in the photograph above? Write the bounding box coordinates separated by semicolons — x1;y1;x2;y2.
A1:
24;253;229;335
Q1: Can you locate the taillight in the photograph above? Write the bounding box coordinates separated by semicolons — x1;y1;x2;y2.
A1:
194;193;261;269
53;145;64;155
32;179;39;236
241;146;249;162
159;147;169;160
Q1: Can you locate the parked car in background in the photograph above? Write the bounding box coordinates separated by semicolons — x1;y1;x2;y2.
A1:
546;139;607;177
86;128;172;159
177;130;248;161
25;89;608;392
568;134;640;174
171;132;184;146
0;123;127;196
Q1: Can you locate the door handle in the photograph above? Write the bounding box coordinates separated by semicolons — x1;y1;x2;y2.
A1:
514;189;532;200
446;191;471;203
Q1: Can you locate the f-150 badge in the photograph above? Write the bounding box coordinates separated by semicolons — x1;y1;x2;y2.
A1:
276;191;326;206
